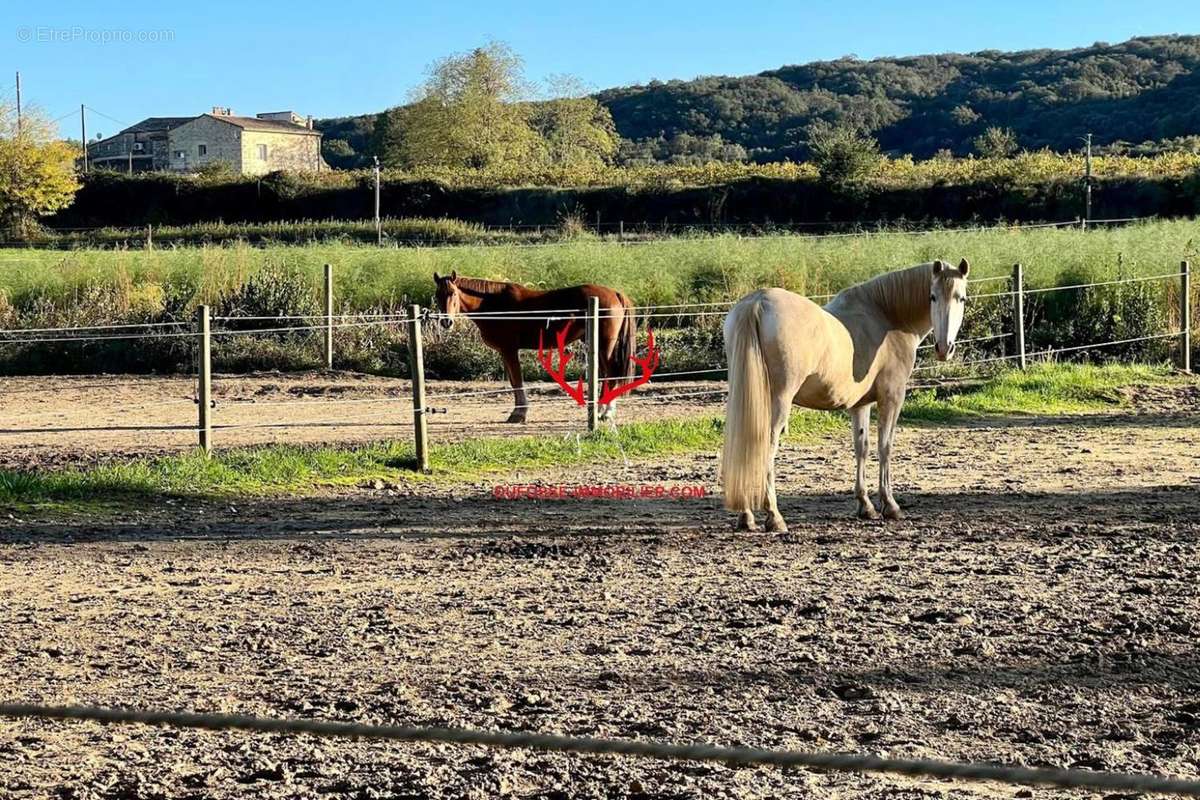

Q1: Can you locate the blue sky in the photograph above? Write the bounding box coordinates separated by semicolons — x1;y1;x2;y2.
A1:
3;0;1199;139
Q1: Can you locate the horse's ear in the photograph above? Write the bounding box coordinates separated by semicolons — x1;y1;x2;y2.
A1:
932;260;945;274
958;258;970;276
433;271;443;284
450;270;458;282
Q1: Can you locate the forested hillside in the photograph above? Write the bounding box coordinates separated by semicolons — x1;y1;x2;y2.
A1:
318;35;1200;167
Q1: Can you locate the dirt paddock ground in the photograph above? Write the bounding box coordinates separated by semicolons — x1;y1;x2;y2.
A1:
1;379;1199;799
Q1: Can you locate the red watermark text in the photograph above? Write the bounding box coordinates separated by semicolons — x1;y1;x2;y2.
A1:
493;483;708;500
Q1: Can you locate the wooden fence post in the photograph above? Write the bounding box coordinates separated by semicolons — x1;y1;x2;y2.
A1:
323;263;334;370
146;224;153;251
407;305;431;473
1182;260;1192;373
586;296;600;432
196;305;212;454
1012;262;1026;369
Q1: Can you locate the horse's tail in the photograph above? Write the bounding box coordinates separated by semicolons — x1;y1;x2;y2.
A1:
611;292;638;385
721;294;772;512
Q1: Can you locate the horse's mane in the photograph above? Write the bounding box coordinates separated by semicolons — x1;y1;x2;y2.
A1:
455;276;516;298
839;263;934;333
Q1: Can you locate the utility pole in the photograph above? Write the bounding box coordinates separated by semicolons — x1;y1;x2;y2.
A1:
373;156;382;246
80;104;88;173
14;72;21;134
1083;132;1092;230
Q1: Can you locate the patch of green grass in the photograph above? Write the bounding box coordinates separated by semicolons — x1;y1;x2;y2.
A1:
902;362;1182;422
0;364;1186;510
0;409;850;510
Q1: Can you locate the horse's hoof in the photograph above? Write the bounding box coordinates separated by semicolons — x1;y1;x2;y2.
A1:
735;513;758;532
882;504;904;521
765;515;789;533
856;505;880;521
505;415;527;424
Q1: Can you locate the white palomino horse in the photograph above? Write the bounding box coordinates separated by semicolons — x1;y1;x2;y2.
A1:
721;259;970;531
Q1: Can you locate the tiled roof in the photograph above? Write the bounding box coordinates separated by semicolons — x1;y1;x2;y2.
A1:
119;115;320;136
123;117;195;134
208;115;320;135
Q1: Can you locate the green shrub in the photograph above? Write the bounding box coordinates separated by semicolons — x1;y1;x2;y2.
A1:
217;262;318;324
1028;265;1172;361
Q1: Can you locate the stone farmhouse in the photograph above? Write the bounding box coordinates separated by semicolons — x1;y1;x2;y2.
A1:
86;108;325;175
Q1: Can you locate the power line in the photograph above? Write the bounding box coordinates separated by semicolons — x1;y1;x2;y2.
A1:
84;105;130;129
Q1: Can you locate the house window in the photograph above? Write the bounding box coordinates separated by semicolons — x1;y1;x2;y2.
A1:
198;144;207;156
174;151;185;159
257;144;268;160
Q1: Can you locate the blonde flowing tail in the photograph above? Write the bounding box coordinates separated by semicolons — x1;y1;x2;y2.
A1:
721;296;772;512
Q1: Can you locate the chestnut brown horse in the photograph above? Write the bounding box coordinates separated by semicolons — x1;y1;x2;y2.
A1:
433;272;636;423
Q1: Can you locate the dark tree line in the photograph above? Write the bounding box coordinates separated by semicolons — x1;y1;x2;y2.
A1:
318;35;1200;168
601;35;1200;161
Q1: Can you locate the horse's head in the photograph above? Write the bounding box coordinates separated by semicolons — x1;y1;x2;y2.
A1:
433;270;461;330
930;258;969;361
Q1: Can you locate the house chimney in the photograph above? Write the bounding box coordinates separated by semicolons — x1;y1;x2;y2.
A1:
307;116;314;130
211;106;232;116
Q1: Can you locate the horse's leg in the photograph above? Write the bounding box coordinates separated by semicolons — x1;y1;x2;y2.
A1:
850;405;879;519
597;349;615;423
876;390;904;520
597;312;623;423
499;347;528;424
763;392;791;533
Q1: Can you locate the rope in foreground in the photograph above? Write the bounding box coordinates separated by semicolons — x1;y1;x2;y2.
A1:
4;703;1200;797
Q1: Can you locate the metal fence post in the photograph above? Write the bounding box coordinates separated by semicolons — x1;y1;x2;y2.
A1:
407;305;431;473
586;296;600;432
1182;260;1192;373
323;263;334;370
1012;262;1026;369
196;305;212;454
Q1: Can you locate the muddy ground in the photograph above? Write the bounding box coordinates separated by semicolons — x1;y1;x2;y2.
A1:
1;380;1199;799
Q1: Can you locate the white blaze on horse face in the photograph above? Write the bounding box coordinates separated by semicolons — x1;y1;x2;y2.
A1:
930;265;968;361
436;284;460;329
441;291;459;329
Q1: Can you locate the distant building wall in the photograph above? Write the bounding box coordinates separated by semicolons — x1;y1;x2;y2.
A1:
87;130;171;172
240;130;323;175
168;117;243;173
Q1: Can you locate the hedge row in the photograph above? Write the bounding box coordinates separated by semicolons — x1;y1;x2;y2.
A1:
43;169;1200;231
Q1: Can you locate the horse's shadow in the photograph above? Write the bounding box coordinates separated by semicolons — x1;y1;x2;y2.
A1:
7;483;1197;543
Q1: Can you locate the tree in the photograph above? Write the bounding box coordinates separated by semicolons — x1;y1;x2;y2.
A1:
973;126;1019;158
0;105;80;236
950;104;981;126
807;124;880;185
527;76;618;168
321;138;357;169
387;42;542;170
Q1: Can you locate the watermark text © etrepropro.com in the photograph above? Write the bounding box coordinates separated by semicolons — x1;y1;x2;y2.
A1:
17;27;175;44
